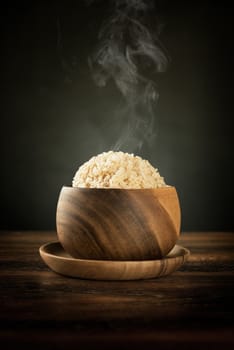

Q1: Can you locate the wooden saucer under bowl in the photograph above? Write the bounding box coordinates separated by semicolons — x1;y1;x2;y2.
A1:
39;242;190;280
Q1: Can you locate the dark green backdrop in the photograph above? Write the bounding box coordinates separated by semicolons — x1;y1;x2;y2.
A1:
1;1;234;230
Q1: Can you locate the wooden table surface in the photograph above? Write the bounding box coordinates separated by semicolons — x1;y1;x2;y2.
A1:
0;231;234;349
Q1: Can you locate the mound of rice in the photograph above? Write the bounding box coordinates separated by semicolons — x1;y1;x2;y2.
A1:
72;151;166;189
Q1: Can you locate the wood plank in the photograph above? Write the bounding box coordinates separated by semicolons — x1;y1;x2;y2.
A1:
0;231;234;349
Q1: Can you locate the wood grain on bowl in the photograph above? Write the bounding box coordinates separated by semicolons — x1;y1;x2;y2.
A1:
56;186;181;261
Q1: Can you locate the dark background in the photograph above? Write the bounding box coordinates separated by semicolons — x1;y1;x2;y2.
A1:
1;0;234;231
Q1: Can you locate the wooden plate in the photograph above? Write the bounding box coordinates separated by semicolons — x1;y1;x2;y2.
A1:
39;242;190;280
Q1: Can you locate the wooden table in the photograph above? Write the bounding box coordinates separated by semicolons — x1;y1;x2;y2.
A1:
0;231;234;349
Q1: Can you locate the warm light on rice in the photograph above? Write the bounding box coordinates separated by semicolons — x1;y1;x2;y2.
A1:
72;151;166;189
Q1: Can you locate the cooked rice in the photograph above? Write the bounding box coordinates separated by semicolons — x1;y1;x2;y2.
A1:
72;151;166;189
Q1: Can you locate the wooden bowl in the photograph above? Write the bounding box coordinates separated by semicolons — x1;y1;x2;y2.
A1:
56;186;181;261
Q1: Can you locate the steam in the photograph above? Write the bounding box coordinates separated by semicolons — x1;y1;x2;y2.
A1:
88;0;168;152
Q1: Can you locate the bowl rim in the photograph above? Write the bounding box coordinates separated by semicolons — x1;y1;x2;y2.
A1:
40;241;189;263
61;185;176;191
